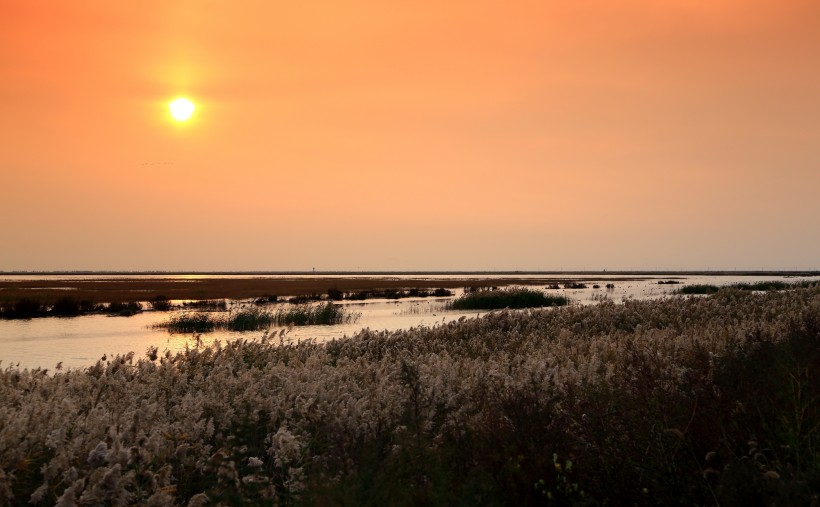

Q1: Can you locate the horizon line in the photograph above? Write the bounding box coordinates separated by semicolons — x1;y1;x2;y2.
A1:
2;270;819;277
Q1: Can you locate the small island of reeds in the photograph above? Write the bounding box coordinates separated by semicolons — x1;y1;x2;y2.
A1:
448;287;569;310
154;303;359;333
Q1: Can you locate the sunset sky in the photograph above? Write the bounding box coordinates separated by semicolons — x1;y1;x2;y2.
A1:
2;0;819;271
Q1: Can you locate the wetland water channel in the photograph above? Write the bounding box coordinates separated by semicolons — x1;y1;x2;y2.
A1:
0;273;814;370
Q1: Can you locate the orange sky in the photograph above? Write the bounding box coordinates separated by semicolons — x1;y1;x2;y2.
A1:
2;0;819;271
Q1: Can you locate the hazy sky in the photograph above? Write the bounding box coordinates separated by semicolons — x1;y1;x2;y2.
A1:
2;0;819;271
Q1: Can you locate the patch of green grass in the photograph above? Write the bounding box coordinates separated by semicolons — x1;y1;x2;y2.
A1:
449;288;568;310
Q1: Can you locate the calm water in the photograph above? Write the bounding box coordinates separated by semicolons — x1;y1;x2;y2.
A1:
0;274;814;371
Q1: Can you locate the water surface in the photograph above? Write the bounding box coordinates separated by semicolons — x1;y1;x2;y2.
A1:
1;274;814;370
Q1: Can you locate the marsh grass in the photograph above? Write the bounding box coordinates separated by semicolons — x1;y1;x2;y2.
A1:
449;287;569;310
729;280;801;291
1;287;818;505
677;284;721;295
156;303;359;333
274;302;359;326
287;294;324;304
677;280;816;296
181;299;228;310
159;312;221;333
563;282;588;289
0;297;135;319
253;295;279;305
104;301;143;316
0;298;46;319
149;295;172;311
331;287;453;301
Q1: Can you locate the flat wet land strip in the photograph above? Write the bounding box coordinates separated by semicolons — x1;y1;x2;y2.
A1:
0;276;642;305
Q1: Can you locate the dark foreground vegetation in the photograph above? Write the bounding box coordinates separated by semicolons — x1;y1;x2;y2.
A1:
154;303;359;333
449;287;569;310
1;286;818;505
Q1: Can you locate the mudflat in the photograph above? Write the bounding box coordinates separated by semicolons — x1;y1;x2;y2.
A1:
0;275;646;304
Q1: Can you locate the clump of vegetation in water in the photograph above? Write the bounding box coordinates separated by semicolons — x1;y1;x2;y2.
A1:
1;287;818;505
330;287;453;301
464;285;499;293
0;297;123;319
181;299;228;310
149;296;172;311
274;302;359;326
676;280;816;297
0;298;46;319
676;284;721;295
157;303;359;333
449;287;568;310
563;282;588;289
287;294;324;304
103;301;143;316
160;312;217;333
728;280;793;291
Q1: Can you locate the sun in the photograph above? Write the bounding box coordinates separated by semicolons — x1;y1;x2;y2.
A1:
169;97;195;122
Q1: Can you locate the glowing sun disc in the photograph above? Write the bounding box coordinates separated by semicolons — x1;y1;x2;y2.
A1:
169;98;195;121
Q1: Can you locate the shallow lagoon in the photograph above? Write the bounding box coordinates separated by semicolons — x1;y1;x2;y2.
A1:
0;273;815;370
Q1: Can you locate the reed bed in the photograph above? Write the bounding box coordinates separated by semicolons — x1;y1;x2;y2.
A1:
331;287;453;301
676;284;721;295
677;280;812;296
728;280;809;291
181;299;228;310
155;303;359;333
449;287;569;310
0;298;143;319
1;286;818;505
